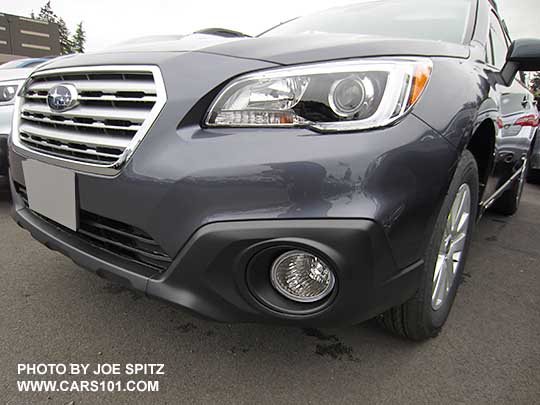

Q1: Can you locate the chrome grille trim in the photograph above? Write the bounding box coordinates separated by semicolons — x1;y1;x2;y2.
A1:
20;114;143;132
25;94;158;103
27;79;157;95
21;101;150;123
12;65;167;176
19;122;132;149
19;134;123;164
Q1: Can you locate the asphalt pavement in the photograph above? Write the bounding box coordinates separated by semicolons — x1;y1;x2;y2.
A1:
1;184;539;404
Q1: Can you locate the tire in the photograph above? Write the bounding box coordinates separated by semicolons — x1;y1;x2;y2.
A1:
527;168;540;184
527;135;539;184
491;158;528;216
379;150;479;341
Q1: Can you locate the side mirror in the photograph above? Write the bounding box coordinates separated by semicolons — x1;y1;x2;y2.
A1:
501;38;540;86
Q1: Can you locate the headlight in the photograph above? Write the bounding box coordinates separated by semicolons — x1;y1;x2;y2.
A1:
0;80;25;106
205;58;432;132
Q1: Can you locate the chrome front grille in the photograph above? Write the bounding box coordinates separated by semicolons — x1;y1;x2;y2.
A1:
13;66;166;175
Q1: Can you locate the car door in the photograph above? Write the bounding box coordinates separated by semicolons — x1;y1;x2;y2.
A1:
482;8;531;201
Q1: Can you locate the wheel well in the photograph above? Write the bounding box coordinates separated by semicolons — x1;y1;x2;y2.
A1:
466;120;496;201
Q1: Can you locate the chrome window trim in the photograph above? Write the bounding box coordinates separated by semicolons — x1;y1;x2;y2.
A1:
11;65;167;176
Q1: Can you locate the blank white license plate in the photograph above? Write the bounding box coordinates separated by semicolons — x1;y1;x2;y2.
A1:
22;159;78;231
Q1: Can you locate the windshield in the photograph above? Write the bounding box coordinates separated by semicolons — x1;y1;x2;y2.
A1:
261;0;473;44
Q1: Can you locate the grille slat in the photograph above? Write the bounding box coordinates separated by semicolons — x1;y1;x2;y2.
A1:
19;134;122;162
25;94;158;103
22;101;150;124
20;122;132;149
27;79;157;96
21;113;142;132
77;229;171;262
15;66;163;171
81;219;160;246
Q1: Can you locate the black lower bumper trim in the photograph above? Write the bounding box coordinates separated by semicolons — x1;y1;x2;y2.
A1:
11;176;423;327
0;134;8;176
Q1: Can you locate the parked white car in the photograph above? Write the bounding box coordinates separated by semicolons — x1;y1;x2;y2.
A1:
528;100;540;183
0;58;52;180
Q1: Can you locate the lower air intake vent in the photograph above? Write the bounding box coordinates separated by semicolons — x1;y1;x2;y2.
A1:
15;182;172;273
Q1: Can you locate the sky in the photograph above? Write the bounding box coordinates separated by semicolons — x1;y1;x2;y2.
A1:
1;0;539;52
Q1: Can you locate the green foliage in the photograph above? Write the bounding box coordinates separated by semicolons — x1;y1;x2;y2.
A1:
37;1;55;22
531;72;540;98
72;22;86;54
33;1;86;55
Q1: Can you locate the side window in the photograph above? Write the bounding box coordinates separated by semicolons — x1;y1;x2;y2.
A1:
490;12;509;69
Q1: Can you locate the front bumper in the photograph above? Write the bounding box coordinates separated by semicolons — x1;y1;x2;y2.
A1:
11;181;423;326
8;115;455;326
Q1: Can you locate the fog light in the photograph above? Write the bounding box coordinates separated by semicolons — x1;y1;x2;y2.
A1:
270;251;335;303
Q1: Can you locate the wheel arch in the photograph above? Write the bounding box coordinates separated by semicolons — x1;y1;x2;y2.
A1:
463;118;497;204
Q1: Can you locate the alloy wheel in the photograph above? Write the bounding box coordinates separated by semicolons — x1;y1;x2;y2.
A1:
432;183;472;311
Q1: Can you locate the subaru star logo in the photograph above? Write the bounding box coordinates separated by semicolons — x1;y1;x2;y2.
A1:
47;84;79;112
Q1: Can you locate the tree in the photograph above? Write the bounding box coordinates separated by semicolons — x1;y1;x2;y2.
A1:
57;17;73;55
72;22;86;53
531;72;540;97
33;1;83;55
37;1;56;22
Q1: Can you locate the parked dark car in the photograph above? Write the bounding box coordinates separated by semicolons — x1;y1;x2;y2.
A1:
7;0;540;340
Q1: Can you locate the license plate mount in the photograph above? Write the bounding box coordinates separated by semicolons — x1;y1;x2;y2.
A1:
22;159;78;231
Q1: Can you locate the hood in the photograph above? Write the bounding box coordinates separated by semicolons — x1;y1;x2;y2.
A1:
94;32;469;65
103;33;241;54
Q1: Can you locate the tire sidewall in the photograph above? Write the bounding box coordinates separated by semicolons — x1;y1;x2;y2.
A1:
424;150;479;329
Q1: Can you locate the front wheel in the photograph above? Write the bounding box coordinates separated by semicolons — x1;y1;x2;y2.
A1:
379;150;479;340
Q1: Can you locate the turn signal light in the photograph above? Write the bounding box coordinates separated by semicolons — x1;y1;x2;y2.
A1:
409;65;432;106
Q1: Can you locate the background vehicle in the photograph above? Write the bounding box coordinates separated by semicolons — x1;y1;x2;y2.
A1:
7;0;540;341
523;98;540;183
0;58;51;70
0;58;52;182
490;88;539;208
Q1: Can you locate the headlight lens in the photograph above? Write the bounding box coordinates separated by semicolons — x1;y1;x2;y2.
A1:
0;80;24;105
205;58;432;132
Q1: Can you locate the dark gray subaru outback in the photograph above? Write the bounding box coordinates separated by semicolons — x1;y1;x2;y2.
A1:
8;0;540;340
